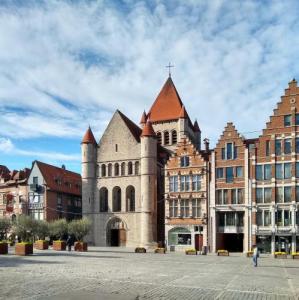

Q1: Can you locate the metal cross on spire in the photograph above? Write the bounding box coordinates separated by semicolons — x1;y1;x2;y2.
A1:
165;62;174;77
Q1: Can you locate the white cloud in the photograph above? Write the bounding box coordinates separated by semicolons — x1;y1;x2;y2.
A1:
0;0;298;145
0;137;14;153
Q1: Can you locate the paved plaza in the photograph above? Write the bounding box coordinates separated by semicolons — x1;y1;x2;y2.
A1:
0;247;299;300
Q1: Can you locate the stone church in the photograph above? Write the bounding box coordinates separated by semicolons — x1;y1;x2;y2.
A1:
81;76;201;247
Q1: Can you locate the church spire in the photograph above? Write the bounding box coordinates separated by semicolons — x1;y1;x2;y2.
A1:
140;111;147;125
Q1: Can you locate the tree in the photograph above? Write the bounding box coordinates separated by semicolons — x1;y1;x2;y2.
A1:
34;220;49;240
49;219;68;240
13;215;37;242
0;218;12;240
68;218;91;241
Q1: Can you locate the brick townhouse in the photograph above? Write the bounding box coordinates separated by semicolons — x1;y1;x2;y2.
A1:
209;123;256;253
165;137;209;252
251;79;299;254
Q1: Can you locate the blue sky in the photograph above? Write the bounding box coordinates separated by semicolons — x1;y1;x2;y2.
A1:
0;0;299;174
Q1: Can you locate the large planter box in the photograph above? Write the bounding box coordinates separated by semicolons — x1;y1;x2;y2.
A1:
274;254;287;259
246;252;253;257
135;247;146;253
74;242;88;252
0;242;8;254
34;240;49;250
185;250;197;255
15;243;33;256
53;241;66;251
155;248;166;254
217;251;229;256
291;254;299;259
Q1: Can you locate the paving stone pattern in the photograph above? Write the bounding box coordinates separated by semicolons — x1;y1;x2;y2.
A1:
0;247;299;300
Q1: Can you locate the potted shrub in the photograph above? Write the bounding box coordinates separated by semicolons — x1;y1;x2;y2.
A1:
185;248;197;255
135;247;146;253
217;249;229;256
68;218;91;252
0;218;12;241
291;252;299;259
34;220;49;250
0;241;8;255
13;216;35;256
0;219;11;255
274;251;287;259
246;251;253;257
155;247;166;254
49;219;68;251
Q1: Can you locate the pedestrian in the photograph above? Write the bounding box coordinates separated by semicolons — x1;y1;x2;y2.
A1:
66;235;72;252
252;245;259;267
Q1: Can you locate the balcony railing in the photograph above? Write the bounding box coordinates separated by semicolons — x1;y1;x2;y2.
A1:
218;226;244;233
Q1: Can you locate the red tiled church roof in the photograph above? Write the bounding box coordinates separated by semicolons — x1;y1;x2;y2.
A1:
81;127;97;144
141;121;156;137
147;77;184;122
179;105;188;119
36;161;81;196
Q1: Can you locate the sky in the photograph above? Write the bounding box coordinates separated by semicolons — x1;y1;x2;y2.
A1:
0;0;299;174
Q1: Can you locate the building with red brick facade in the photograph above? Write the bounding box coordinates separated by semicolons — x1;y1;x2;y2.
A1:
165;137;209;252
209;123;256;253
251;79;299;254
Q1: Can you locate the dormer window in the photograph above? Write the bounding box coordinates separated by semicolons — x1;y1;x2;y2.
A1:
180;156;189;167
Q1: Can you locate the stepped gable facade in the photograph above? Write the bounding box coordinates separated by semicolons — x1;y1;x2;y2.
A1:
165;137;209;252
210;122;255;253
251;79;299;253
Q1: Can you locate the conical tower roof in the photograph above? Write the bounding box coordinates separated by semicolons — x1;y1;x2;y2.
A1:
81;126;97;144
141;121;155;137
140;111;147;124
147;77;184;122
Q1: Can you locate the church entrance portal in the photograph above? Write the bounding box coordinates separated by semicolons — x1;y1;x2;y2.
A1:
106;218;127;247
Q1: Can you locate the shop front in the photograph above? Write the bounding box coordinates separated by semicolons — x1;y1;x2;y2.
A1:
256;235;272;253
166;225;206;252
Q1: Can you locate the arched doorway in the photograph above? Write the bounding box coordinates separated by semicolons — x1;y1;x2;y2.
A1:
106;217;127;247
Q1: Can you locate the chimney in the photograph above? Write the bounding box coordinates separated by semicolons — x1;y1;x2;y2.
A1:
62;164;66;170
203;138;209;152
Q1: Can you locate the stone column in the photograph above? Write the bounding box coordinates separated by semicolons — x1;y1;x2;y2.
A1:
210;151;216;252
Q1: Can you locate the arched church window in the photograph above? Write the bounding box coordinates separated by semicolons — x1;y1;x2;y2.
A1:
121;162;125;176
101;164;106;177
108;164;112;177
164;131;170;145
128;162;133;175
172;130;177;144
112;186;121;212
114;163;119;176
135;161;139;175
99;187;108;212
126;185;135;212
157;132;162;145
